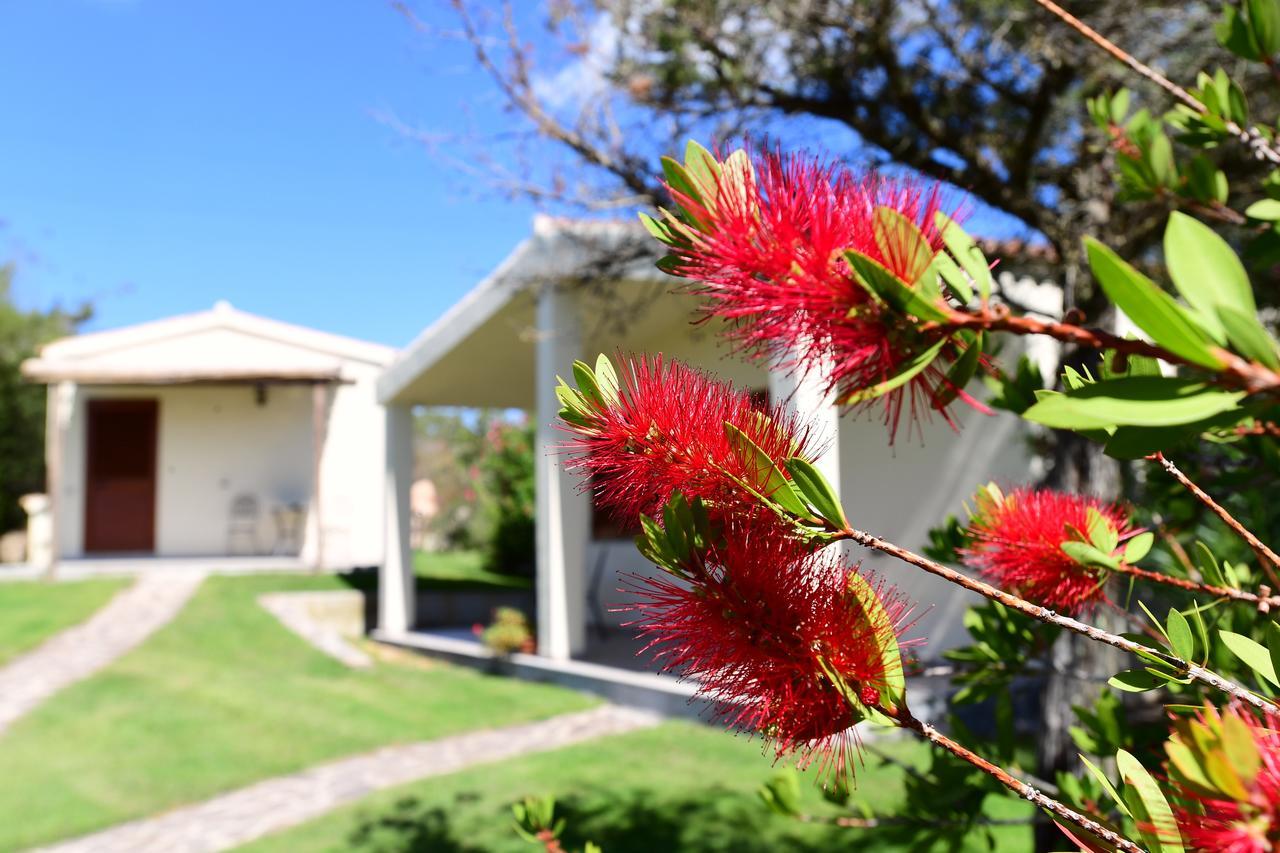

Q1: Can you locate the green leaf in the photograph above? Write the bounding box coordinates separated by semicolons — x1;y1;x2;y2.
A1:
1086;507;1120;554
1266;622;1280;692
1220;629;1280;686
572;360;604;406
1246;198;1280;221
1194;540;1230;588
785;457;848;529
845;250;949;322
928;249;972;304
1062;540;1120;571
935;212;993;303
1166;609;1195;661
1218;305;1280;368
1023;377;1246;430
683;139;721;201
1080;754;1132;818
1109;668;1166;692
594;353;621;405
1164;212;1256;343
1219;4;1263;60
1124;531;1155;563
1117;749;1185;853
1248;0;1280;56
841;338;948;405
1086;237;1221;368
846;571;905;711
874;206;934;285
661;156;703;208
723;423;809;517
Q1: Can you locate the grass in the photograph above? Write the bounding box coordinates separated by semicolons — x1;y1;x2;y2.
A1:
0;573;595;851
412;549;532;591
0;577;129;665
240;724;1033;853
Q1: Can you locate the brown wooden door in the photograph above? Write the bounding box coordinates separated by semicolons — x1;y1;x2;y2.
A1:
84;399;158;553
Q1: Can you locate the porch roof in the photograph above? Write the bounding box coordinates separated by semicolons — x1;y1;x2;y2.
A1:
377;215;725;409
23;300;395;386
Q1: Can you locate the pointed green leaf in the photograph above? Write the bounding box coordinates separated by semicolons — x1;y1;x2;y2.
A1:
1117;749;1185;853
846;571;905;711
1080;754;1132;818
1165;212;1256;343
874;206;934;286
1246;198;1280;221
1166;609;1195;661
841;339;948;405
932;332;983;409
594;353;621;404
1248;0;1280;55
1220;629;1280;686
1086;237;1222;368
784;457;848;529
1194;541;1230;588
1218;305;1280;368
845;250;949;322
723;422;809;517
1062;540;1120;570
1124;531;1155;563
1023;377;1245;429
1109;668;1166;692
935;212;993;302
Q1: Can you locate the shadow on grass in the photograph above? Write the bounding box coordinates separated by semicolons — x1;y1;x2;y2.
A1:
341;789;860;853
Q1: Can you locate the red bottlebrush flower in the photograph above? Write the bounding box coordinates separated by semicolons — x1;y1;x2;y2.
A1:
655;143;983;442
960;485;1134;615
1168;704;1280;853
559;353;820;524
625;522;918;782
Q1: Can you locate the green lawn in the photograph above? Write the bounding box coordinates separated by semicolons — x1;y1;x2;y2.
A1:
240;724;1033;853
413;549;532;590
0;573;594;851
0;577;129;665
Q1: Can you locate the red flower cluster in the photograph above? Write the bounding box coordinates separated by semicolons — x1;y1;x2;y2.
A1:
559;354;819;524
961;486;1133;615
658;145;980;441
1169;704;1280;853
627;522;917;781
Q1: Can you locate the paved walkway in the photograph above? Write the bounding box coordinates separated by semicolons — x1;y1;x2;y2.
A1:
257;590;372;668
35;704;660;853
0;572;205;736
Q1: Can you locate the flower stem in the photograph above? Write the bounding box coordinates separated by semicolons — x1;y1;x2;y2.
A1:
1149;452;1280;590
929;308;1280;395
887;706;1143;853
837;526;1277;711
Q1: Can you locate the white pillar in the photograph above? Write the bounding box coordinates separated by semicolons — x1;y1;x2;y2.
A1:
45;381;75;575
535;284;590;660
379;403;415;635
767;363;842;497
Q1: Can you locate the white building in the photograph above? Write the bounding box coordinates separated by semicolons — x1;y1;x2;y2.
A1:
375;215;1060;672
22;300;394;571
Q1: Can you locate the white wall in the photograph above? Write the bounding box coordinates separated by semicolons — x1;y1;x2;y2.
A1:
56;373;386;567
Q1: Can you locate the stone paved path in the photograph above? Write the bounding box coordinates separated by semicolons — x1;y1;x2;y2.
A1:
0;572;205;737
257;591;371;668
35;705;660;853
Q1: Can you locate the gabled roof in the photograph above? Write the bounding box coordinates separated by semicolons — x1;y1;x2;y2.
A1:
23;301;396;385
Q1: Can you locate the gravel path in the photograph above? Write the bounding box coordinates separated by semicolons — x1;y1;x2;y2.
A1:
34;704;660;853
0;572;205;737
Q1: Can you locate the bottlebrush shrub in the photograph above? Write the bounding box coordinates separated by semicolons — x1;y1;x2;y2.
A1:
1165;703;1280;853
642;141;989;441
556;352;821;527
626;515;917;782
960;484;1140;615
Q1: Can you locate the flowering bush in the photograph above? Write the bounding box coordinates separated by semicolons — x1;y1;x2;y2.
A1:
543;5;1280;848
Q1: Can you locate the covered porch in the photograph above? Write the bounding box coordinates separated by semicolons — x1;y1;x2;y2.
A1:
374;216;844;674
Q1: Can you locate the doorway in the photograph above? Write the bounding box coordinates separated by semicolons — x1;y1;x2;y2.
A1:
84;399;158;553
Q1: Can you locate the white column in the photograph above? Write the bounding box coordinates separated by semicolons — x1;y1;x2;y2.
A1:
45;381;75;576
535;283;590;660
767;363;842;497
379;403;415;635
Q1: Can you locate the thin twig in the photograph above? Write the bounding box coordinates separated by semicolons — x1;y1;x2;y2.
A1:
1108;560;1280;611
1032;0;1280;165
836;526;1277;712
1149;452;1280;589
887;707;1142;853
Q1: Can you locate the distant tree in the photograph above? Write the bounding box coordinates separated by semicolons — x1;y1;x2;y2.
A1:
0;265;89;533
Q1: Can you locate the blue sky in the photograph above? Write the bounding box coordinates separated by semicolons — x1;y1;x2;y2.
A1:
1;0;544;347
1;1;1031;349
